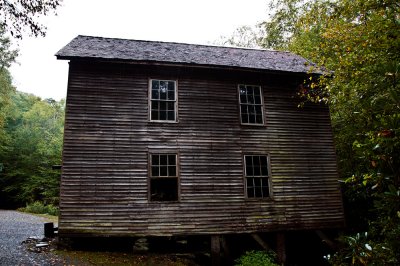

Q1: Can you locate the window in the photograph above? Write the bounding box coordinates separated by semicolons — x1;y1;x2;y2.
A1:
149;153;178;201
150;79;177;121
239;85;264;125
244;155;270;198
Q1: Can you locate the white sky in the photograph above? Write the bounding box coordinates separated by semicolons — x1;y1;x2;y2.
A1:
9;0;269;100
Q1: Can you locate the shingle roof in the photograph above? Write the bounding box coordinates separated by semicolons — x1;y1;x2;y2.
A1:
56;35;319;74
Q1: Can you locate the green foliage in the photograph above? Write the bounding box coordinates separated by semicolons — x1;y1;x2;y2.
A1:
0;0;62;39
0;91;64;208
235;250;279;266
18;201;59;216
260;0;399;264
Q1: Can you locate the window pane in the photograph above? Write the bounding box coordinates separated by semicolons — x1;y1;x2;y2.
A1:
167;102;174;111
151;111;158;120
256;114;263;124
255;105;262;115
249;114;256;124
160;155;167;165
253;86;260;95
247;94;254;104
159;111;166;120
152;166;159;177
151;101;159;111
152;80;159;92
167;111;175;121
254;178;261;187
160;166;168;176
168;155;176;165
240;94;247;103
254;94;261;104
168;166;176;176
241;114;248;124
152;89;159;100
160;82;167;100
152;155;159;166
254;187;263;197
253;165;261;176
160;101;167;111
167;83;175;100
247;86;253;94
247;187;254;198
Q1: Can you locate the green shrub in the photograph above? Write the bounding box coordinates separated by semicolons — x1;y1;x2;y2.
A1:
235;250;279;266
18;201;59;216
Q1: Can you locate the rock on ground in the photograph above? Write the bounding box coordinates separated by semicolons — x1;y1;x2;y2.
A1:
0;210;61;266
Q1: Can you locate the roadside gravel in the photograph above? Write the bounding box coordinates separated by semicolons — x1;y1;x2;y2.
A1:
0;210;62;266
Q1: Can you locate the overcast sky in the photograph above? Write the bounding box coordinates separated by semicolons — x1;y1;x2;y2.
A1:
9;0;269;100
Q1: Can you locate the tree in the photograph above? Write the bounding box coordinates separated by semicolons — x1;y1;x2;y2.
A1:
213;25;264;48
261;0;400;263
0;0;62;39
0;92;64;208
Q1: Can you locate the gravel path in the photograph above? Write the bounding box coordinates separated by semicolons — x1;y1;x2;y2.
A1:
0;210;61;266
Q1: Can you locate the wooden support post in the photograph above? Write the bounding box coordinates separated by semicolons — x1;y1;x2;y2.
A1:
251;233;270;251
220;235;231;264
276;232;286;265
211;235;221;266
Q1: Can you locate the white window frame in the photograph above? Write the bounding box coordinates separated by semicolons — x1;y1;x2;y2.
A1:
149;79;178;123
238;84;265;125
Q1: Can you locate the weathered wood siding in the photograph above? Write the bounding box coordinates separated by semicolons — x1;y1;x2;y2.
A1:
60;61;344;237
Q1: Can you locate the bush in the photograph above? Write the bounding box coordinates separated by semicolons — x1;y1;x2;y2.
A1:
18;201;59;216
235;250;279;266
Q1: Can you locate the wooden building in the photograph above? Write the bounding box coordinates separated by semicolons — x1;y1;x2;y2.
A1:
56;36;344;243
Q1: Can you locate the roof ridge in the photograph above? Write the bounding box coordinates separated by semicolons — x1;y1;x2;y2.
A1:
76;34;292;54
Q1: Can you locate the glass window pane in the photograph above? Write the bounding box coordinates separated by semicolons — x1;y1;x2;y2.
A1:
151;101;159;111
167;85;175;100
247;94;254;104
246;165;253;176
151;111;158;120
168;166;176;176
256;115;263;124
240;105;247;114
167;102;174;111
160;82;167;100
253;165;260;176
261;166;268;176
260;156;268;166
255;106;262;115
160;166;168;176
167;111;175;121
254;95;261;104
152;80;159;91
241;114;248;124
160;101;167;111
254;178;261;187
152;155;159;166
152;166;159;177
152;89;159;100
240;94;247;103
254;187;262;197
249;114;256;124
253;86;260;95
247;187;254;198
160;110;166;120
168;155;176;165
160;155;167;165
